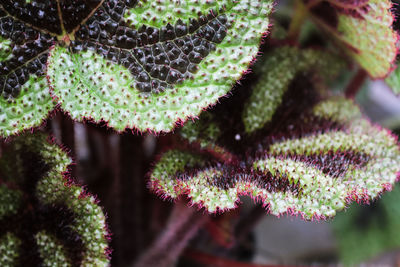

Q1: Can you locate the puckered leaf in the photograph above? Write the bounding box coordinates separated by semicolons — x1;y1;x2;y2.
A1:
0;0;273;137
47;0;273;132
0;0;108;137
0;0;105;36
0;134;110;266
181;46;345;150
242;46;344;133
0;9;55;137
0;75;54;137
151;96;400;219
150;47;400;219
307;0;397;78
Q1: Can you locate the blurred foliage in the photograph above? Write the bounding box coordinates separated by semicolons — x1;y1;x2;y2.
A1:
333;169;400;265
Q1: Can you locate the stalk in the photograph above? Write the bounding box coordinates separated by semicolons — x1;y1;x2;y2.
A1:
287;0;308;44
133;201;208;267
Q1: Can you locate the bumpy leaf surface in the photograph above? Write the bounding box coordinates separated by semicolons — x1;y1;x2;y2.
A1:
0;0;273;137
152;97;400;219
0;7;55;137
150;47;400;219
307;0;397;78
0;0;105;137
0;134;109;266
47;0;273;132
242;46;344;133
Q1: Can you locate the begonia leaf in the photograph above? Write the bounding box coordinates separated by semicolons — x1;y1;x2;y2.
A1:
47;0;273;132
0;0;273;137
0;133;110;266
0;8;55;137
151;94;400;219
307;0;397;79
242;46;344;133
150;47;400;219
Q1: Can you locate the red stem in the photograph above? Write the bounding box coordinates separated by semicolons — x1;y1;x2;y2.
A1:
133;201;208;267
60;114;76;177
185;249;285;267
345;69;368;99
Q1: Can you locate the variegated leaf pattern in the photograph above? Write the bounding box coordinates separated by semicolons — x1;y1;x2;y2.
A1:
0;0;106;137
48;0;273;132
151;96;400;219
242;46;344;133
0;0;273;137
0;134;109;266
0;5;55;137
150;47;400;219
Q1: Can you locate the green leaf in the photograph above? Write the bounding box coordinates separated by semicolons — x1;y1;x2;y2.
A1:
242;46;344;133
48;0;273;132
0;133;110;266
151;96;400;219
0;0;105;137
0;10;55;137
0;233;21;266
181;46;345;150
0;75;55;137
308;0;397;79
35;231;71;267
0;0;273;136
150;53;400;220
180;112;222;149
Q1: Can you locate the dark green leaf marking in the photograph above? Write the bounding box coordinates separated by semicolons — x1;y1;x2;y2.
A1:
0;0;273;135
150;47;400;218
73;2;229;93
0;9;52;99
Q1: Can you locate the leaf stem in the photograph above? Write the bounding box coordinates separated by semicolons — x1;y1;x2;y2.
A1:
185;249;281;267
306;0;323;9
287;0;308;44
133;201;208;267
60;114;75;176
345;69;368;99
119;134;150;263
